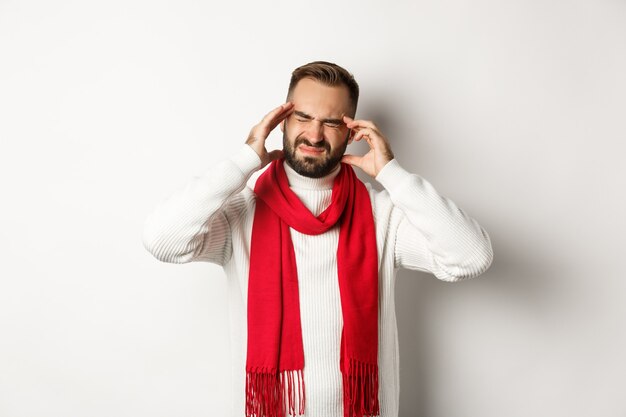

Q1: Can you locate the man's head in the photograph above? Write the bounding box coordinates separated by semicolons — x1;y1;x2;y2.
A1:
279;61;359;178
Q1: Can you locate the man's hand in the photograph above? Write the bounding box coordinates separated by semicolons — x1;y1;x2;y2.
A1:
341;116;395;177
246;102;294;168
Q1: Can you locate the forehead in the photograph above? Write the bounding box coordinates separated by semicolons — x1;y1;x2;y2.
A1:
290;78;351;117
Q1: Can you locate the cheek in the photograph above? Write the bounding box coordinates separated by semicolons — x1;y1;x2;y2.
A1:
285;123;302;138
329;130;349;145
327;138;345;152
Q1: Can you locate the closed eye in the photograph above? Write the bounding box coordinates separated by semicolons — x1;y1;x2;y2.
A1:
297;118;340;129
293;110;343;128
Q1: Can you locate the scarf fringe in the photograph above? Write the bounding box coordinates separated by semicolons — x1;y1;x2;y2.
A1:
342;357;380;417
245;368;305;417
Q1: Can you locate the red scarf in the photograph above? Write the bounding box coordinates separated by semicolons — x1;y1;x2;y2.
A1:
245;158;380;417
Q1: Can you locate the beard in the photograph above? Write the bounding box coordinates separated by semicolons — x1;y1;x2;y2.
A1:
282;127;349;179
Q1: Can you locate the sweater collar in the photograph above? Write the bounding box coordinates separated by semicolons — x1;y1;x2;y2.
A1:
283;160;341;190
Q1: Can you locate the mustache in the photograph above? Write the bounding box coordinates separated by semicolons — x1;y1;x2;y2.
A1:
295;138;329;151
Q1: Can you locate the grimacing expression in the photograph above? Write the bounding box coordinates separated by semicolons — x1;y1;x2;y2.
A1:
281;120;349;178
280;78;353;178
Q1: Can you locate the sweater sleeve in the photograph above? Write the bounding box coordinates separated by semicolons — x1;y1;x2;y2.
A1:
375;159;493;282
142;144;262;265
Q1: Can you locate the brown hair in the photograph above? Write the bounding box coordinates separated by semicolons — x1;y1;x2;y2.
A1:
286;61;359;117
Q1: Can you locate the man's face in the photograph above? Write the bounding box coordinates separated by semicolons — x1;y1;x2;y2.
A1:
280;78;353;178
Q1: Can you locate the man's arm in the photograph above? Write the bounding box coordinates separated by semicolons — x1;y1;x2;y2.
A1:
376;160;493;281
142;102;294;265
142;144;261;265
341;115;493;282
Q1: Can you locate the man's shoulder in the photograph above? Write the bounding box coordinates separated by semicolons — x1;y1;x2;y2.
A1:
358;178;395;218
358;177;388;199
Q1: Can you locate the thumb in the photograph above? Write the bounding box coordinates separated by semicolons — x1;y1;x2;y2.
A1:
341;154;361;167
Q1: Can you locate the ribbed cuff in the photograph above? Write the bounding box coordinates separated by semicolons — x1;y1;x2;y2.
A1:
231;144;262;176
375;159;413;194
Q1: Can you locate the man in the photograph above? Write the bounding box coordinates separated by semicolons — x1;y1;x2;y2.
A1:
142;61;493;417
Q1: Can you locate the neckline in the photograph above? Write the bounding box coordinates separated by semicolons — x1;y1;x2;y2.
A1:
283;160;341;190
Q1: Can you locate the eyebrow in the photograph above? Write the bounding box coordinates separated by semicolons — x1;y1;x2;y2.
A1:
294;110;344;125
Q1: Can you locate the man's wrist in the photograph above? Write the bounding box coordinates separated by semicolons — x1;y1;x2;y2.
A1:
231;144;263;175
375;159;412;193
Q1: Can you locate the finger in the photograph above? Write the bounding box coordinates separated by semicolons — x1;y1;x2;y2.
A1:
345;122;379;139
352;127;377;145
262;102;294;124
269;107;294;130
263;103;294;131
343;116;378;131
341;154;362;168
276;104;295;121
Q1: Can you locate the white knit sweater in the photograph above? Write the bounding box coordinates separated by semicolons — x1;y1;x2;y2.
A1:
142;144;493;417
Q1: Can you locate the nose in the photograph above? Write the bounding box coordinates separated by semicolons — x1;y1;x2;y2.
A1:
304;120;325;144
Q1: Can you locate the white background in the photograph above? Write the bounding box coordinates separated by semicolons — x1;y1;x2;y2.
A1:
1;0;625;416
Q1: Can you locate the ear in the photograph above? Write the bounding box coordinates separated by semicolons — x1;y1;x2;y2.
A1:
347;128;354;144
280;119;285;132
